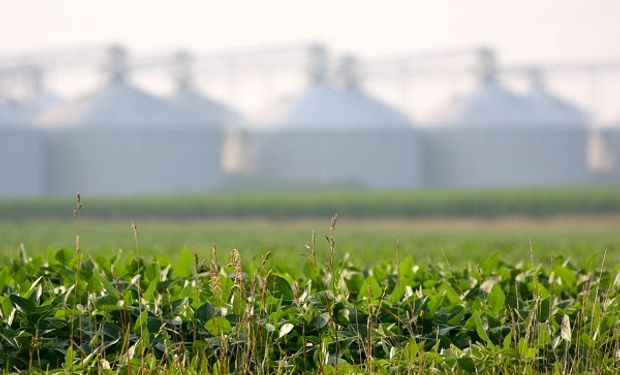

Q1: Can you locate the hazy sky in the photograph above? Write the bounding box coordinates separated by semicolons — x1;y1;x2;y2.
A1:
2;0;619;63
2;0;620;121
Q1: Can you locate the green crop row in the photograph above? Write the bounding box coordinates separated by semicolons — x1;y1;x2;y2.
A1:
2;185;620;220
1;238;619;373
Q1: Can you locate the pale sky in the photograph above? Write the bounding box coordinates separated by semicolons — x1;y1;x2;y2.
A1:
2;0;620;121
2;0;619;62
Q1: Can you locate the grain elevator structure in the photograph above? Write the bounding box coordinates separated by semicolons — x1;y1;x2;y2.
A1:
245;46;424;188
38;46;223;195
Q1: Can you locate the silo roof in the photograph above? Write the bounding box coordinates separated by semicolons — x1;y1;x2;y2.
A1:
431;78;589;128
522;86;589;126
260;82;412;129
170;86;243;127
38;81;203;128
430;80;543;127
19;92;63;120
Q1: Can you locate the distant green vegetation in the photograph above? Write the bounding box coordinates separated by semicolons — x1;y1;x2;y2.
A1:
2;185;620;220
1;218;619;267
1;242;618;373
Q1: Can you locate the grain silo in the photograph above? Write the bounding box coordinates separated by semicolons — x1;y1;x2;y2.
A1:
16;67;63;120
423;49;590;187
167;51;245;176
521;67;590;126
0;102;46;196
168;51;243;126
593;125;620;182
247;48;423;188
38;46;223;196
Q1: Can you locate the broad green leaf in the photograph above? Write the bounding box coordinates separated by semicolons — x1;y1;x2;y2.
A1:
539;298;551;321
398;255;415;280
553;265;576;289
196;303;218;322
473;312;493;346
134;310;148;334
403;340;419;362
480;252;500;274
206;316;232;336
268;275;294;301
0;268;10;290
388;281;406;304
64;346;75;369
175;248;194;278
457;357;476;373
488;284;505;315
55;248;75;265
10;295;35;314
358;276;382;302
503;331;513;349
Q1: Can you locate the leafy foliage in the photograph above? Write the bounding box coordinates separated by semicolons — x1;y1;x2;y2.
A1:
0;243;618;374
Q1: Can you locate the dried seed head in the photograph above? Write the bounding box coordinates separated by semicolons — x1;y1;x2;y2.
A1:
209;244;221;294
73;192;83;219
228;249;243;291
560;314;572;342
330;213;339;231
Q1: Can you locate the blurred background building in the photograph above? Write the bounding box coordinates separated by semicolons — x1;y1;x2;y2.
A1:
1;0;620;196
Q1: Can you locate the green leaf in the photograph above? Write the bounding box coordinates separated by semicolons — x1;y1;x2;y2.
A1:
64;346;75;369
457;357;476;373
488;284;505;315
503;331;513;349
302;259;317;278
398;255;415;280
403;340;419;362
539;298;551;321
205;317;232;336
55;248;75;265
10;295;36;314
175;248;194;278
195;303;218;322
134;310;148;334
553;265;576;289
389;281;406;304
473;312;493;346
268;275;294;301
0;268;11;290
358;276;382;302
440;283;461;304
480;252;500;274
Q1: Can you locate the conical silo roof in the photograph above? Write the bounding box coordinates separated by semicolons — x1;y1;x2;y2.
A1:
16;66;63;119
39;81;202;128
521;68;589;126
259;51;411;129
38;46;202;128
168;51;243;127
19;92;63;120
429;80;534;126
170;87;243;127
430;49;541;127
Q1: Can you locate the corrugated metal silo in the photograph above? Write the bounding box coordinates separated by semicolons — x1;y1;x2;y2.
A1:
38;46;223;196
0;102;46;196
247;48;423;188
423;50;590;187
